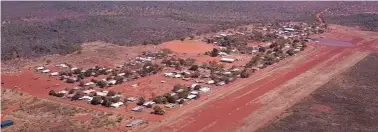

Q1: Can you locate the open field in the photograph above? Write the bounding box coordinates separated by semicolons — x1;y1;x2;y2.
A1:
257;52;378;132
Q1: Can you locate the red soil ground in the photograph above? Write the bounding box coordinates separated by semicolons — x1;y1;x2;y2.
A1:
1;103;19;121
160;40;217;54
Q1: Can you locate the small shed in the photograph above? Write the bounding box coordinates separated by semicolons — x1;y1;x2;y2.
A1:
111;102;124;108
50;72;59;76
127;97;138;102
131;106;144;112
220;58;235;63
36;66;45;70
42;69;51;73
187;94;197;99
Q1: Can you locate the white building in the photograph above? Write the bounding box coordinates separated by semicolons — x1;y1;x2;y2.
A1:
143;101;156;106
36;66;45;70
111;102;124;108
220;58;235;63
187;94;197;99
200;87;211;93
50;72;59;76
42;69;51;73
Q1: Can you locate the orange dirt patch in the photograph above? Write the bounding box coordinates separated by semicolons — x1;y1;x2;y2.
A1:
310;104;331;113
72;114;92;121
160;40;217;54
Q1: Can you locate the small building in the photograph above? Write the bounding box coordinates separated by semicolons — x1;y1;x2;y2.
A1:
218;52;229;56
191;83;199;89
71;67;78;71
174;74;182;78
127;97;138;102
131;106;144;112
42;69;51;73
85;82;95;86
207;80;215;84
200;87;211;93
111;102;124;108
96;91;108;96
55;64;69;68
126;119;147;127
107;80;117;85
58;90;68;94
187;94;197;99
190;91;199;95
50;72;59;76
165;103;177;108
216;81;226;86
36;66;45;70
220;58;235;63
143;101;156;106
164;73;175;77
118;73;125;76
79;96;93;101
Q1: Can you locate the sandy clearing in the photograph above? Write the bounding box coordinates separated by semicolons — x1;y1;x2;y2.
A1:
160;40;217;54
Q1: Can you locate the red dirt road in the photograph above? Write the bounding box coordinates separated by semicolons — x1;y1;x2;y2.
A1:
155;47;345;132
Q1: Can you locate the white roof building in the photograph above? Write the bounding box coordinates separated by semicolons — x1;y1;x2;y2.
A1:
174;74;182;78
190;91;199;95
79;96;93;101
36;66;45;70
200;87;211;93
50;72;59;76
220;58;235;63
71;67;78;71
107;80;117;85
191;83;199;89
187;94;197;99
42;69;51;73
143;101;156;106
127;97;138;102
131;106;144;112
85;82;95;86
111;102;124;108
207;80;215;84
58;90;68;94
118;73;126;76
96;91;108;96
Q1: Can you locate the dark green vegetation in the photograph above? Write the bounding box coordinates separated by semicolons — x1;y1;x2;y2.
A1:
325;13;378;31
2;1;377;60
258;53;378;132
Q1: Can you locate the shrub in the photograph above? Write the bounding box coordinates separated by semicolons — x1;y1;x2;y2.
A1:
107;90;116;96
91;96;103;105
194;85;201;90
101;97;112;107
189;65;199;71
110;97;121;103
240;70;250;78
66;78;75;83
152;106;165;115
136;97;145;106
49;90;56;96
